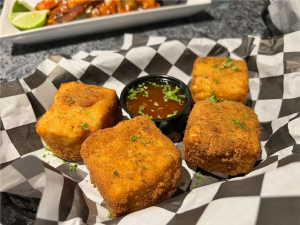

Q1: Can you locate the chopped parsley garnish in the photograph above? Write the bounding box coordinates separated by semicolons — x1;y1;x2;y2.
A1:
42;154;46;158
138;105;145;115
245;114;249;119
226;58;232;63
212;63;218;68
114;170;120;176
167;111;178;118
128;85;149;99
158;115;161;119
148;82;160;87
69;99;74;104
216;142;218;145
231;117;246;131
74;107;87;113
214;79;220;84
70;164;77;172
216;105;220;110
206;94;219;102
131;132;142;141
142;164;148;170
66;89;69;91
194;172;204;181
62;159;68;165
107;212;111;218
192;183;196;187
52;153;56;157
202;59;207;64
232;66;241;71
178;148;183;153
80;122;90;130
143;91;149;97
154;102;159;106
47;161;50;164
162;85;185;105
205;75;208;78
44;146;49;150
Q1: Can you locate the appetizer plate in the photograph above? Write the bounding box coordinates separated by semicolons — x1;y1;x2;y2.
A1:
0;0;211;44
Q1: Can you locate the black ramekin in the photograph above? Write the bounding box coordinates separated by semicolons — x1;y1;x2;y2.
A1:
120;75;192;129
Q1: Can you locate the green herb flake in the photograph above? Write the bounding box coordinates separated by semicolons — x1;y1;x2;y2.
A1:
206;94;219;102
66;89;69;91
226;58;232;63
42;154;46;158
231;117;246;131
214;79;220;84
131;132;142;141
192;183;196;187
69;99;74;104
162;85;184;105
167;111;178;118
107;212;111;219
142;164;148;170
158;115;161;119
44;146;49;150
245;114;249;119
146;114;153;119
80;122;90;130
151;110;155;112
216;105;220;110
216;142;218;145
212;63;218;68
62;159;69;165
70;164;77;172
47;161;50;164
202;59;207;64
205;75;208;78
232;66;241;71
194;172;204;182
148;82;160;87
154;102;159;106
138;105;145;115
52;153;56;157
158;107;164;110
222;73;224;76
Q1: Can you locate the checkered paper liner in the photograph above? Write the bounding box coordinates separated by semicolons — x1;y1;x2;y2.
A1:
268;0;300;34
1;32;300;224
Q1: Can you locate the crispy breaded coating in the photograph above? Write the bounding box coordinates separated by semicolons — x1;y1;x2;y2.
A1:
81;116;181;218
36;82;122;161
191;57;249;104
183;101;260;176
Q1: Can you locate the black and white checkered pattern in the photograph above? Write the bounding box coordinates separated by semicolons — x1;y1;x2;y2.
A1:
268;0;300;34
1;32;300;224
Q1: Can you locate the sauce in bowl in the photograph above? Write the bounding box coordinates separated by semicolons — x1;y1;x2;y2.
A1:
125;81;187;119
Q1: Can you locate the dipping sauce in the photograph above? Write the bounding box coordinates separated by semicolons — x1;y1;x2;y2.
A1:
125;81;187;119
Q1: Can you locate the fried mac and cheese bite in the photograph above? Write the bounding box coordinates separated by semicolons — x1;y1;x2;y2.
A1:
191;57;249;104
183;101;260;176
81;116;182;218
36;82;122;161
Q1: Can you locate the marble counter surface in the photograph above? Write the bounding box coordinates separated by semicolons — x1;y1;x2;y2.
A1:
0;1;267;83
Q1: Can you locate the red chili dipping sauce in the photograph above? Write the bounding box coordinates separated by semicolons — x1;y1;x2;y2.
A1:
125;81;187;119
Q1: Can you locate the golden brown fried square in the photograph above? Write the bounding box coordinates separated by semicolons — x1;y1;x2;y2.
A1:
81;116;182;218
191;57;249;104
183;101;260;176
36;82;122;161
